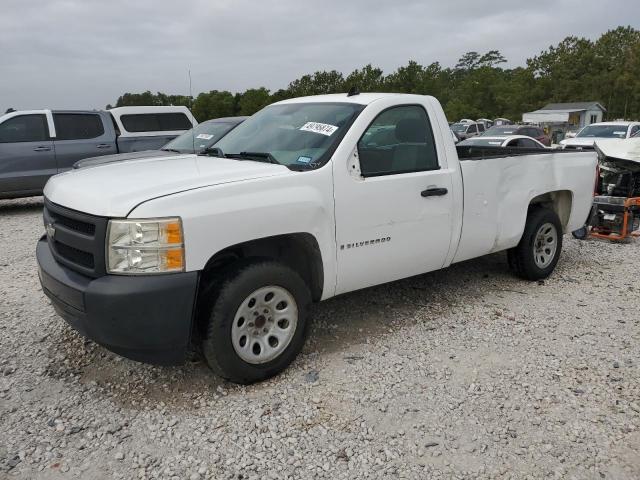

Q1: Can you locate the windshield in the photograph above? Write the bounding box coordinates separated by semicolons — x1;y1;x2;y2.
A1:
483;126;517;136
212;102;364;168
163;121;240;153
577;125;628;139
450;123;468;133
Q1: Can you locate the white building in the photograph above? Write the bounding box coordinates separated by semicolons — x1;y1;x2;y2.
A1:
522;102;606;128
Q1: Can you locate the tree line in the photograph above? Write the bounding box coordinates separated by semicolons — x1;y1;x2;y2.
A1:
110;26;640;123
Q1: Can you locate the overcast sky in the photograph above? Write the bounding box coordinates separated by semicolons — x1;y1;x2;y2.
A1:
1;0;638;111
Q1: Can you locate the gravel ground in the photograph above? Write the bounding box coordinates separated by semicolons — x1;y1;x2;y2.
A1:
1;196;639;480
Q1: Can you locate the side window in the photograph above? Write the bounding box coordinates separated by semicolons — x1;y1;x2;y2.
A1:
630;125;640;137
120;113;192;133
477;123;485;132
0;114;48;143
357;105;438;177
53;114;105;140
158;113;192;130
468;124;477;134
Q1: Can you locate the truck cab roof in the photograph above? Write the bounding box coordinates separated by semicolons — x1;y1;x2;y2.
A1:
274;92;427;106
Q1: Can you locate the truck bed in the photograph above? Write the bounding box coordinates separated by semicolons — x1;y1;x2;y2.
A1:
452;148;597;263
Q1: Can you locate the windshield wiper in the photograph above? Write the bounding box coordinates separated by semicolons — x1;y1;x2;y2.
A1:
226;152;281;165
161;148;182;153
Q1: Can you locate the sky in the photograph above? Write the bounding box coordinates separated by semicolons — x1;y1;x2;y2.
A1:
1;0;639;111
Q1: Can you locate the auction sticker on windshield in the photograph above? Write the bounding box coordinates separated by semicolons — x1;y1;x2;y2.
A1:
300;122;339;136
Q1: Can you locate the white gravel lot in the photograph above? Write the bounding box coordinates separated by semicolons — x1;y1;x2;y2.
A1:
1;196;639;480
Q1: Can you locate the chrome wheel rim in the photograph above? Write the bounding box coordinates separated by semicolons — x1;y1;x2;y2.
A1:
231;286;298;364
533;222;558;269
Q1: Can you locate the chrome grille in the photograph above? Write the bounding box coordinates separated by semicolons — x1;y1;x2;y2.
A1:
43;198;108;278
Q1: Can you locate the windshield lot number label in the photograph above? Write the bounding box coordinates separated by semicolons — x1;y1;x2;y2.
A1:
300;122;338;136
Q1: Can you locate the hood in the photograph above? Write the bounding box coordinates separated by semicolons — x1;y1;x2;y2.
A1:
561;137;599;148
44;154;291;217
73;150;181;169
561;136;627;148
596;138;640;173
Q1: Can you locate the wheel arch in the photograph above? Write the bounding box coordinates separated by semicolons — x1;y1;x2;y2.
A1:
199;233;325;303
528;190;573;233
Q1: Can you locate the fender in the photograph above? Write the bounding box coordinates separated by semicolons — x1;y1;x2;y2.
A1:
128;163;337;299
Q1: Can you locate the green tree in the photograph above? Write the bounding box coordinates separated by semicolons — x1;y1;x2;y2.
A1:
237;88;271;115
287;70;345;96
110;27;640;124
192;90;236;121
344;64;384;92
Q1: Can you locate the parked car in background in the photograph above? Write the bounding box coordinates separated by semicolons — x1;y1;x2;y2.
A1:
459;118;475;124
450;130;462;144
0;106;197;199
74;117;247;169
564;127;580;139
450;121;484;140
476;118;494;129
560;122;640;150
482;124;551;146
458;135;547;149
494;117;513;126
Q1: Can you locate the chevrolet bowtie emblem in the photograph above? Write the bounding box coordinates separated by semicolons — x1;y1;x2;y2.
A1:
46;223;56;239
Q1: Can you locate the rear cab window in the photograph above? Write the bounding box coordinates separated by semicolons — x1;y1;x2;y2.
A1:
357;105;439;177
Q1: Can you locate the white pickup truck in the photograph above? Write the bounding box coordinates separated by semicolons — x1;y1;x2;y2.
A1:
37;93;597;384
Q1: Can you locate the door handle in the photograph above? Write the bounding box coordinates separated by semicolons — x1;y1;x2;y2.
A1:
33;146;51;152
96;144;112;149
421;187;448;197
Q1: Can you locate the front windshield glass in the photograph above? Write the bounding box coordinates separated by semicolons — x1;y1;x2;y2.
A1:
212;102;364;168
163;122;239;153
577;125;628;138
483;126;517;136
450;123;468;133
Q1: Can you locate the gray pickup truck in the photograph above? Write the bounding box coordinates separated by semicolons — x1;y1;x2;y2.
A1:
0;106;197;199
73;116;247;169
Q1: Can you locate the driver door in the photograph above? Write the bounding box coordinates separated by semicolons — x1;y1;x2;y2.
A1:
333;104;455;295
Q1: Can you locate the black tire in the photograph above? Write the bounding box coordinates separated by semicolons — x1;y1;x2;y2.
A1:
507;207;563;280
201;260;311;384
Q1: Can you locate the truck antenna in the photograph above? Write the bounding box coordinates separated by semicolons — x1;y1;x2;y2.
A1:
189;69;195;154
347;86;360;97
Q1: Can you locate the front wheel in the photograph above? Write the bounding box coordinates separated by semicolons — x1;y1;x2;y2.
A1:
201;260;311;384
508;207;563;280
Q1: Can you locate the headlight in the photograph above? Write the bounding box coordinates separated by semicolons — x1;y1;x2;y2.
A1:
106;218;185;274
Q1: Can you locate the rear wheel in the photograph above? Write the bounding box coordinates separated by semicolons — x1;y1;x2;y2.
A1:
508;207;563;280
201;260;311;384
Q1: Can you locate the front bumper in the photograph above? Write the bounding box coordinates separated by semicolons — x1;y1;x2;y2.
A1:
37;237;199;365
